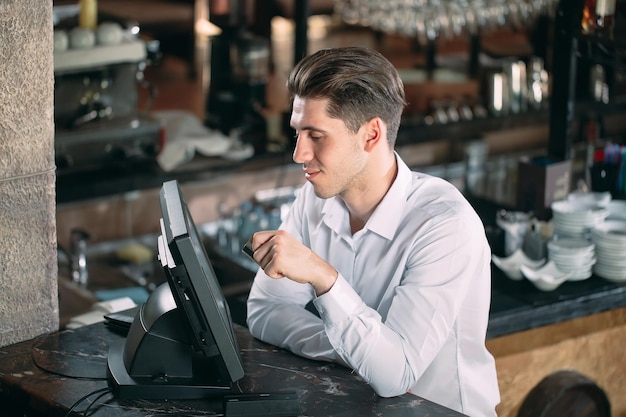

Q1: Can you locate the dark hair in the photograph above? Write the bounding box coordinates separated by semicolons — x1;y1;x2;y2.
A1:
287;47;406;146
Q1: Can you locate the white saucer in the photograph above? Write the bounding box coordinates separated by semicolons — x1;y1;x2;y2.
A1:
492;249;546;281
521;261;573;291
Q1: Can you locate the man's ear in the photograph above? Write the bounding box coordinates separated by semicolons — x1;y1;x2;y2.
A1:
363;117;385;152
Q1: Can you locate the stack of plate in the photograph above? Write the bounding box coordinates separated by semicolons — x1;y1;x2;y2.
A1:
547;237;596;281
551;200;609;238
567;191;612;207
606;200;626;221
591;220;626;282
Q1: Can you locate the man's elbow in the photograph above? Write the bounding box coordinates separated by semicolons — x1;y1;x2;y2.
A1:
246;309;263;339
372;384;407;398
368;376;412;398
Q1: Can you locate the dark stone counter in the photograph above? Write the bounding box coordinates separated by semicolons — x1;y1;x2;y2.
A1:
488;267;626;338
0;323;464;417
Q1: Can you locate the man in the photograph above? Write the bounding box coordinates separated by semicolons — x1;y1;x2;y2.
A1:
245;46;500;416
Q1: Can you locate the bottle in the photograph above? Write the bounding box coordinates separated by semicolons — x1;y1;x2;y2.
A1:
582;0;615;36
527;57;546;110
589;64;610;103
79;0;98;30
595;0;616;36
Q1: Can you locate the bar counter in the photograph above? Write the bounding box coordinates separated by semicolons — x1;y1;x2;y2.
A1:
0;322;464;417
488;266;626;338
51;151;626;417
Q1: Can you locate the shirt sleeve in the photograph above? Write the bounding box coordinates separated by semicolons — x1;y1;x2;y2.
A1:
246;268;345;363
246;187;345;364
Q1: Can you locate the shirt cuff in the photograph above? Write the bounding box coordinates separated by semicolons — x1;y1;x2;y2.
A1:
313;274;363;325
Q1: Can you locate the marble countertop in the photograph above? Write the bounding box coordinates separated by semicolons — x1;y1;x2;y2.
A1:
488;266;626;338
0;322;465;417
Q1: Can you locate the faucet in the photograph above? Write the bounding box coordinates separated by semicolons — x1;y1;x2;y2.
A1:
69;229;90;286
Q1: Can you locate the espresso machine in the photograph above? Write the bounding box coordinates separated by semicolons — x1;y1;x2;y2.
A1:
53;5;162;172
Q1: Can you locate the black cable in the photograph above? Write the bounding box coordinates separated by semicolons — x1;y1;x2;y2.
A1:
81;388;112;416
63;387;110;417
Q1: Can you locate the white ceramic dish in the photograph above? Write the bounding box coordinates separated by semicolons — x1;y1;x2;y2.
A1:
520;261;573;291
546;237;595;282
492;249;546;281
69;26;96;49
53;29;69;52
567;191;612;208
96;22;124;46
593;220;626;239
594;264;626;282
552;199;607;214
592;241;626;255
607;200;626;220
548;236;594;251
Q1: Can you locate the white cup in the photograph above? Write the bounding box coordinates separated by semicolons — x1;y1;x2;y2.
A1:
69;27;96;49
97;22;124;46
53;30;69;52
496;211;530;256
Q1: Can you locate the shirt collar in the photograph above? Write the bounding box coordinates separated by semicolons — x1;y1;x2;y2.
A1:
321;152;412;240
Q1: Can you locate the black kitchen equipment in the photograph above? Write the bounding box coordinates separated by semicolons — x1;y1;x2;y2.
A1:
205;28;270;153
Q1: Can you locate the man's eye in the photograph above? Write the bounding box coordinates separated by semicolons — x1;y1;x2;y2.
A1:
293;132;321;141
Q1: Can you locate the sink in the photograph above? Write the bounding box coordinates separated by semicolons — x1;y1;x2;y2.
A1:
57;233;163;328
58;233;163;291
57;226;255;328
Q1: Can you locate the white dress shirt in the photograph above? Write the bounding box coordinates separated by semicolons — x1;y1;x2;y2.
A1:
246;154;500;417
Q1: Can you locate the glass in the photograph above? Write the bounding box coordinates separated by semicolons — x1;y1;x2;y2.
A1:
334;0;560;42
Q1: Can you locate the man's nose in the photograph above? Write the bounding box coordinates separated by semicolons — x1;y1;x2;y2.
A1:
292;137;312;164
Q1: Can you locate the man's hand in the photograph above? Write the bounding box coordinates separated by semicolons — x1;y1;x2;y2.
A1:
249;230;338;296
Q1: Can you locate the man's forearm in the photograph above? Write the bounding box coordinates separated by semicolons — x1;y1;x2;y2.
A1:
247;299;340;363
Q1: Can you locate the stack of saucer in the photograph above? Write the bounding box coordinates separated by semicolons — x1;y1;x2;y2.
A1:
566;191;611;207
606;200;626;221
551;200;609;238
547;237;596;281
591;220;626;282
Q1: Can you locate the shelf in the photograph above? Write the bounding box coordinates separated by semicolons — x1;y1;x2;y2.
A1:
575;33;626;71
549;0;626;160
397;109;550;145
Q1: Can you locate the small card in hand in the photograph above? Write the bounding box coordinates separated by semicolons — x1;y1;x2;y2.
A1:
242;236;255;261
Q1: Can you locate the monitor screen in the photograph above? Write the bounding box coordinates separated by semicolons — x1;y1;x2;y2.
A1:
107;180;244;399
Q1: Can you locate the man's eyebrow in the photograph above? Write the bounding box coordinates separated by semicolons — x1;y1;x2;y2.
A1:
293;126;327;133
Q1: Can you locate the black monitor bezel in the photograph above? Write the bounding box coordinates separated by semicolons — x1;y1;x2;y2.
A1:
159;179;245;384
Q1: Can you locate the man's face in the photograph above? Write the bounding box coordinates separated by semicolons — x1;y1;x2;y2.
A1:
290;96;368;199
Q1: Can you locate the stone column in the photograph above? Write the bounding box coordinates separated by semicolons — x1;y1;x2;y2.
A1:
0;0;59;346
